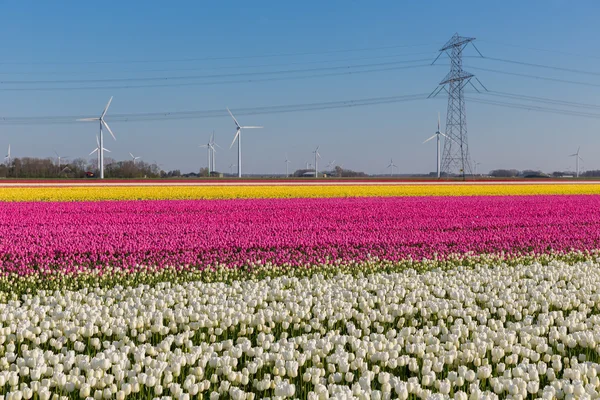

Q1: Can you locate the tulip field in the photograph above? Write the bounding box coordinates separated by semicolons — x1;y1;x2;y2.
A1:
2;183;600;399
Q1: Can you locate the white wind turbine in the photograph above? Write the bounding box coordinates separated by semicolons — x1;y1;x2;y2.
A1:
129;152;141;164
4;144;11;166
228;163;236;175
89;135;111;172
473;160;481;176
326;160;336;171
53;150;69;169
387;159;398;176
227;108;263;178
313;146;321;178
77;97;116;179
285;153;291;177
423;112;449;178
210;131;221;172
199;135;213;175
569;147;583;178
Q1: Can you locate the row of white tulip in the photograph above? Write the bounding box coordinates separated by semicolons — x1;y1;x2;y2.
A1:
1;258;600;399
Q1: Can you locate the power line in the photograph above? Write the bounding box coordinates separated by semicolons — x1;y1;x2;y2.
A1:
0;58;434;85
0;51;438;76
465;65;600;89
4;89;600;126
0;64;435;91
0;93;430;125
467;96;600;119
483;91;600;110
0;43;437;66
478;39;600;61
469;56;600;77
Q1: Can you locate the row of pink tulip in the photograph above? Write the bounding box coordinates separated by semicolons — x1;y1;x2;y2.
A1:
0;196;598;275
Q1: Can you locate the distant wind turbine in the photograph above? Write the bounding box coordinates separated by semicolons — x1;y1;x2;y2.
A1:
54;150;69;169
387;159;398;176
285;154;291;177
313;146;321;178
326;160;336;170
569;147;583;178
228;163;236;175
89;136;111;171
77;97;116;179
423;112;449;178
199;135;213;175
473;160;481;176
129;152;141;163
4;144;10;166
210;131;221;172
227;108;263;178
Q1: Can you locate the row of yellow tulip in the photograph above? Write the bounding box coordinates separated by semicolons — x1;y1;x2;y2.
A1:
0;184;598;201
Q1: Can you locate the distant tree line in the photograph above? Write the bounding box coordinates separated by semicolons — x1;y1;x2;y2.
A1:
0;157;169;179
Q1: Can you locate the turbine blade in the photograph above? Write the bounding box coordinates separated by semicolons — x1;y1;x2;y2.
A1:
96;135;100;147
77;118;100;122
423;135;437;143
437;112;440;130
103;148;111;153
89;149;98;155
227;108;241;128
241;126;263;129
230;131;240;149
102;120;117;141
101;96;113;119
129;152;134;158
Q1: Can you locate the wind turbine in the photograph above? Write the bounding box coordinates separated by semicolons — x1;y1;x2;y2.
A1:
199;135;213;175
4;144;10;166
228;163;236;175
209;131;221;172
473;160;481;176
77;97;116;179
285;153;291;177
326;160;336;170
569;147;583;178
423;112;449;178
53;150;69;169
89;135;111;171
129;152;141;164
387;159;398;176
227;108;263;178
313;146;321;178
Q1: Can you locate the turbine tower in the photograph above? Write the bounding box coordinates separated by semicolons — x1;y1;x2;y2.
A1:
227;108;263;178
4;145;10;166
313;146;321;178
387;159;398;176
430;33;486;177
209;131;221;172
89;136;111;172
423;113;449;179
77;97;116;179
569;147;583;178
285;154;291;177
199;135;213;175
54;150;69;169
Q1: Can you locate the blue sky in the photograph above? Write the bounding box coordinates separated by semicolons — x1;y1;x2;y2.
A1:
1;0;599;175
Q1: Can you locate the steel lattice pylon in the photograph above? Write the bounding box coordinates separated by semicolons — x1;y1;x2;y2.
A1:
430;33;485;177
